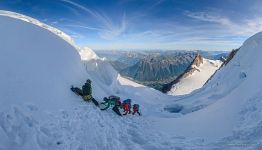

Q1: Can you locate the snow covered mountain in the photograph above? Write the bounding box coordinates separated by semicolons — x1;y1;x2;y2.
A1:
1;10;262;150
163;54;222;95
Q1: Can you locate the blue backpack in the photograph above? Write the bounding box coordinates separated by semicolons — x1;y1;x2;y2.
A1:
123;99;131;104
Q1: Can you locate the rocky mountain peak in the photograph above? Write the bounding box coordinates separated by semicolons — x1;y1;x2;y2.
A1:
162;54;205;93
192;54;204;67
181;54;204;78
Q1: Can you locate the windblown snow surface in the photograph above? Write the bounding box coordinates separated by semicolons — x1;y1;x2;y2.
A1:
1;10;262;150
168;58;222;96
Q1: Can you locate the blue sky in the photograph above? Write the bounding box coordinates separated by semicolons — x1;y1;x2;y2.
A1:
1;0;262;51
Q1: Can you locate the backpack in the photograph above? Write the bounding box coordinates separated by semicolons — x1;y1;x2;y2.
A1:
82;83;92;95
133;104;139;110
123;99;131;104
116;99;122;107
109;95;120;101
107;96;120;106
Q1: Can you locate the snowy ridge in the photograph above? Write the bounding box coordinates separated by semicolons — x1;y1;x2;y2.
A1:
0;10;74;47
0;10;98;60
167;57;222;96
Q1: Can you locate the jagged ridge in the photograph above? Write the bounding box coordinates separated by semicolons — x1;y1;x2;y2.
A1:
162;54;204;93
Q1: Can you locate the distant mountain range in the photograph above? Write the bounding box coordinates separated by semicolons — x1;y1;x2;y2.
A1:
95;50;229;91
121;52;195;81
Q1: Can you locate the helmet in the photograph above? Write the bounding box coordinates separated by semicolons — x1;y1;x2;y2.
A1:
86;79;91;83
103;97;108;101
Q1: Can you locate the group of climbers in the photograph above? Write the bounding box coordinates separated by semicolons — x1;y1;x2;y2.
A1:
71;79;141;116
100;95;141;116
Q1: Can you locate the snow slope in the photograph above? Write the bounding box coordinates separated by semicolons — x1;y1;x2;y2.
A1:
0;15;88;111
0;14;94;149
158;32;262;149
168;58;222;96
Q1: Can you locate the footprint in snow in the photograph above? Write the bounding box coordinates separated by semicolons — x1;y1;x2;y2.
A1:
26;104;38;111
127;129;147;145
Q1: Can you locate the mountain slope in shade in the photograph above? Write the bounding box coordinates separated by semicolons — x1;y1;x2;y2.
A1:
166;54;222;95
120;53;195;82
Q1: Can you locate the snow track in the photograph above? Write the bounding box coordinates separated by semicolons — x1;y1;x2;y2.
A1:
0;103;177;150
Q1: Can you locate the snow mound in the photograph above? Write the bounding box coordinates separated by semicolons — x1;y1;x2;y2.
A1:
79;47;98;60
168;58;222;96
